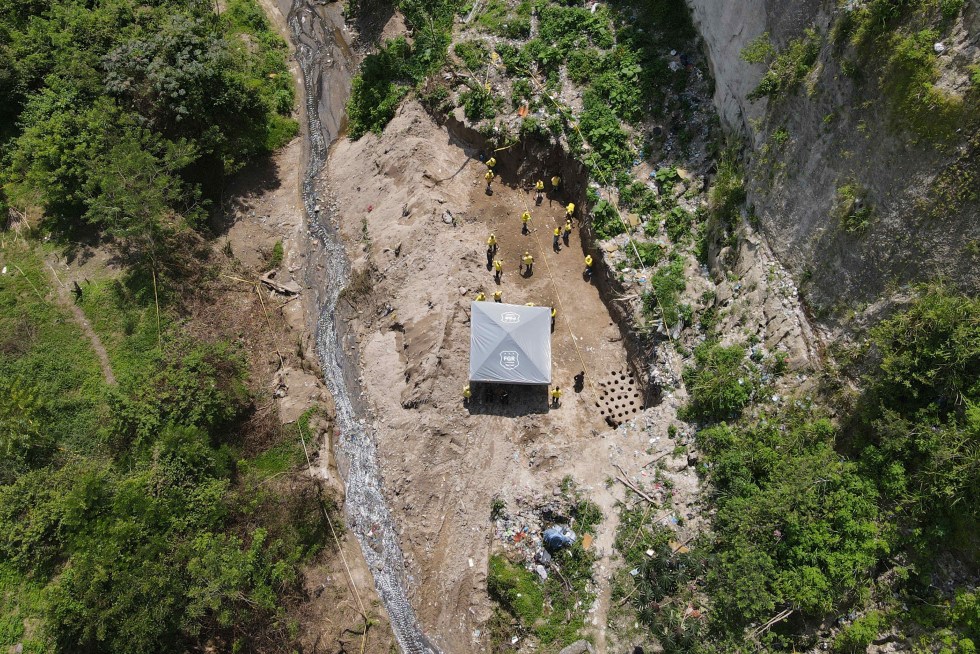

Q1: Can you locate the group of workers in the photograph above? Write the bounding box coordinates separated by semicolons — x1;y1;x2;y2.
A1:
466;155;600;409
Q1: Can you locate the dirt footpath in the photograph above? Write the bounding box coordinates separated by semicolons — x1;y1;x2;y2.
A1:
325;101;703;653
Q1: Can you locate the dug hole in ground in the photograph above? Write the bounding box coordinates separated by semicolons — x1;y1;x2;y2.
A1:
324;100;704;654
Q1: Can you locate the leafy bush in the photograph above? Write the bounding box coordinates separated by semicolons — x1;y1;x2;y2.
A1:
347;37;412;139
697;410;883;631
628;241;665;268
579;92;634;177
835;611;887;653
682;342;755;422
857;284;980;547
460;86;499;122
591;198;626;240
476;0;531;39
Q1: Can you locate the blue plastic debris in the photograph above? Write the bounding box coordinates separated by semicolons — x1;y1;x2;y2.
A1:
543;525;577;551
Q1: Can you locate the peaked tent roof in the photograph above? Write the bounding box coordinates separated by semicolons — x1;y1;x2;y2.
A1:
469;302;552;384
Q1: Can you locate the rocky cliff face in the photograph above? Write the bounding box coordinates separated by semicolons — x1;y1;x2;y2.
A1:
686;0;980;319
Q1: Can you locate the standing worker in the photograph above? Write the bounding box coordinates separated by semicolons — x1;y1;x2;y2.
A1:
551;175;561;190
493;257;503;282
521;251;534;275
475;291;486;301
485;169;494;193
493;290;502;302
463;385;472;405
486;232;497;267
521;210;531;234
566;202;575;219
550;386;562;408
486;156;496;169
562;219;572;246
551;307;556;331
535;179;545;204
584;254;594;278
553;226;561;252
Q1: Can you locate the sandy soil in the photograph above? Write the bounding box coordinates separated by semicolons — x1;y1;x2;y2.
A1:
324;101;704;654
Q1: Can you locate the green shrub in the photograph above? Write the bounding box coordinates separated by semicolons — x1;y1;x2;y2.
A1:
642;256;687;330
591;199;626;240
682;342;754;421
454;39;488;71
740;32;776;64
833;183;873;234
749;28;822;100
460;87;499;122
697;410;883;629
346;38;412;139
835;611;887;652
628;241;666;268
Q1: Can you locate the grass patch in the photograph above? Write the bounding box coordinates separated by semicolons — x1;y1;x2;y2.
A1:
0;243;108;451
832;183;873;234
0;564;47;653
475;0;531;39
642;256;687;330
749;28;822;101
881;28;965;141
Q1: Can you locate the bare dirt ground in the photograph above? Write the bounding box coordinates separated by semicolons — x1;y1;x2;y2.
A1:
324;100;704;654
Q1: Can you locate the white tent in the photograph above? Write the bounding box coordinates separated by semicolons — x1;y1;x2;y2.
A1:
469;302;552;384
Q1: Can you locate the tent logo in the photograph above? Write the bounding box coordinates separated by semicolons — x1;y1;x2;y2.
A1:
500;351;520;369
500;312;521;324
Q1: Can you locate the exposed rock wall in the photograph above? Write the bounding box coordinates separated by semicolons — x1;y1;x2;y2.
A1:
686;0;980;317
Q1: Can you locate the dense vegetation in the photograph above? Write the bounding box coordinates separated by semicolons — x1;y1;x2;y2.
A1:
0;1;332;652
621;284;979;652
0;0;297;274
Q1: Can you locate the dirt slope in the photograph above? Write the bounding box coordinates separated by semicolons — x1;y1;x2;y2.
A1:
323;101;705;653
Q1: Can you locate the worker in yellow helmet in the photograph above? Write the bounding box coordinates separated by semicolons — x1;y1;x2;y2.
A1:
551;175;561;190
562;219;572;246
475;291;486;301
463;385;472;404
550;386;562;408
566;202;575;218
486;156;497;169
521;210;531;234
493;258;503;282
485;169;494;193
584;254;594;278
493;290;502;302
521;251;534;275
535;179;545;203
551;307;557;331
553;226;561;252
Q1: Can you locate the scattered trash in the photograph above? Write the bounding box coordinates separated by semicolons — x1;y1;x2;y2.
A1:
645;549;655;557
581;533;594;549
534;564;548;580
934;41;946;54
